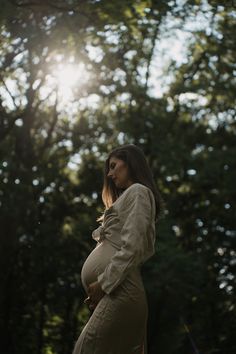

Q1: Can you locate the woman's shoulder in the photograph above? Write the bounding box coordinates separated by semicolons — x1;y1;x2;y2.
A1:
127;182;149;192
126;182;152;195
113;183;156;218
119;183;154;203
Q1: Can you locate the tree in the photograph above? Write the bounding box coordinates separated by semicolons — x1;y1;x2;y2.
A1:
0;1;235;353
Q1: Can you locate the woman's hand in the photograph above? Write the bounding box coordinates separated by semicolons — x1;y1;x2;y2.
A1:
84;281;105;310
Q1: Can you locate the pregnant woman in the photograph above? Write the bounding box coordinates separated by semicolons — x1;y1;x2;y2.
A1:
72;144;163;354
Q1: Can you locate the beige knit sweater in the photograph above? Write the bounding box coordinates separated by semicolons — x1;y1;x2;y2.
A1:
91;183;157;295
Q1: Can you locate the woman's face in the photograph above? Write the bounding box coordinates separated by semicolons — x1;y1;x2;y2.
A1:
107;156;133;189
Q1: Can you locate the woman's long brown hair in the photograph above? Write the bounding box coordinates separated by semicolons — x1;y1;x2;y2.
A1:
101;144;165;222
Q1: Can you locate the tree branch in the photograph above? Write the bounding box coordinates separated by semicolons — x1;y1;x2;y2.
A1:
144;22;159;92
38;90;59;156
0;76;19;111
0;102;22;142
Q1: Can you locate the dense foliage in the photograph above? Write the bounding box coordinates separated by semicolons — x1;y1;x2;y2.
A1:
0;1;235;353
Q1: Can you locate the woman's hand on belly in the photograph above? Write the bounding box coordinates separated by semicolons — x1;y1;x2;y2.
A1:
87;281;105;309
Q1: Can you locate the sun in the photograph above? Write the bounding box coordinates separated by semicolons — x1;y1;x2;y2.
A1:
57;63;84;88
54;62;89;100
38;56;91;107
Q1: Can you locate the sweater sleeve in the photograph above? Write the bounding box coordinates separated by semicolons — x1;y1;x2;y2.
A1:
97;185;156;295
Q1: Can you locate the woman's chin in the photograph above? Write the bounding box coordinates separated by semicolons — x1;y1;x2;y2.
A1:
114;180;121;188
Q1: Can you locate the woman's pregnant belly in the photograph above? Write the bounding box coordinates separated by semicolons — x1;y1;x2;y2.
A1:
81;239;117;294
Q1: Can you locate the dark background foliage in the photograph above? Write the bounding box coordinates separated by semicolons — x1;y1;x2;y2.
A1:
0;1;235;353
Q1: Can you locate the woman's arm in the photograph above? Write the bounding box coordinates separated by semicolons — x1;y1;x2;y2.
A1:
97;185;156;295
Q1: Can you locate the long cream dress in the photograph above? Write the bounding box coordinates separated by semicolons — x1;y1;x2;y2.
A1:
72;183;156;354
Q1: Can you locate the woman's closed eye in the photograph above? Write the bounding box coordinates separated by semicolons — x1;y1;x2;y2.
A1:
109;163;116;170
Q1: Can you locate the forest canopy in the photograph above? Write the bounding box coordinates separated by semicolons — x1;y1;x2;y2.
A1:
0;1;235;353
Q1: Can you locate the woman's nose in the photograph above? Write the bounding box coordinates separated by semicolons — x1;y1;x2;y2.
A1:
107;170;113;177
